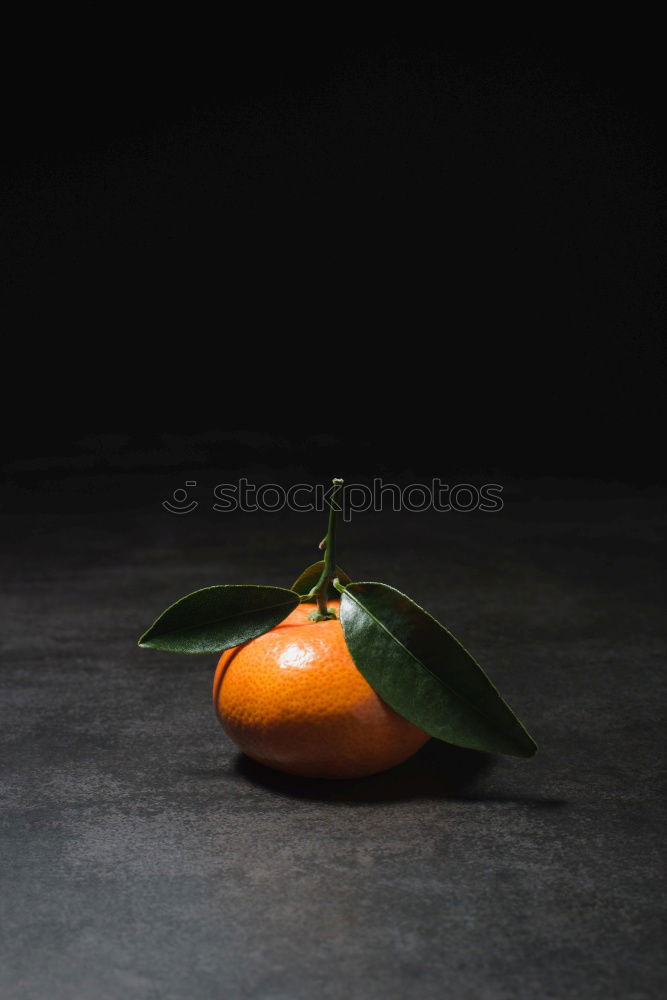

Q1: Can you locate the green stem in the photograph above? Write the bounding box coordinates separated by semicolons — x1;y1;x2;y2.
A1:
310;478;343;621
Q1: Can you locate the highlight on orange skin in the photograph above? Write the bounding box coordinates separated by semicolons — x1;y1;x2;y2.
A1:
213;601;429;779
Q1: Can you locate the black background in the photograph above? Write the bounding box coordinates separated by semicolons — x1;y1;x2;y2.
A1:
1;21;664;488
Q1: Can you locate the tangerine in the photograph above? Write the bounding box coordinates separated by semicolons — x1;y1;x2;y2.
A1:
213;600;429;778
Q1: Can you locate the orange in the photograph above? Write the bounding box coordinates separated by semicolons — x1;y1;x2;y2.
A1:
213;601;429;779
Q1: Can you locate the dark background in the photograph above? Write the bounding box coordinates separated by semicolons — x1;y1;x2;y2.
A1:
2;23;666;1000
1;22;664;486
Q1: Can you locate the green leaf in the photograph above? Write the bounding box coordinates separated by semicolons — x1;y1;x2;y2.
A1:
339;582;537;757
291;561;351;601
138;585;299;654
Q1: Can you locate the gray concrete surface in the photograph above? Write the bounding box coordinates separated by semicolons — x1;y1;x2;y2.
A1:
1;477;665;999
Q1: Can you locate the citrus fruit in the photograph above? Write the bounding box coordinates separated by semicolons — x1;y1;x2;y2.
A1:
213;600;429;778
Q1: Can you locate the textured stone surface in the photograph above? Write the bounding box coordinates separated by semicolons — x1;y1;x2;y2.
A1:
1;477;665;999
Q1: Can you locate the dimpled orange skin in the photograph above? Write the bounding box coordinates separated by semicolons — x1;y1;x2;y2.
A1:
213;601;429;779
